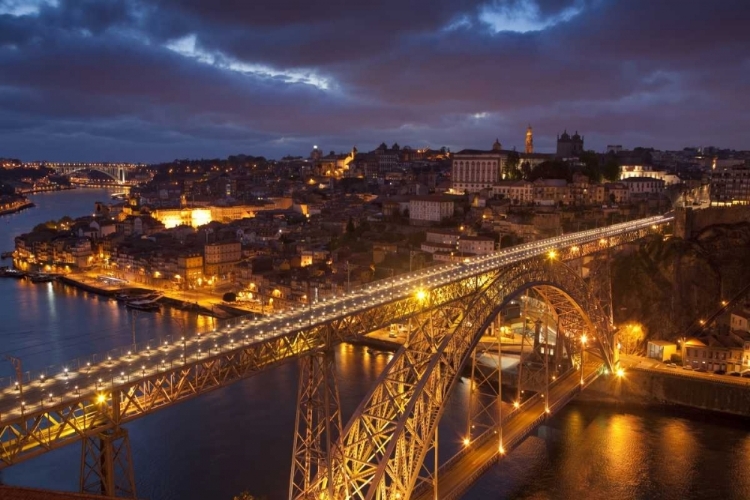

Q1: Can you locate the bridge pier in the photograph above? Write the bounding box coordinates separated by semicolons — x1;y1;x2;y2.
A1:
288;341;343;500
80;426;136;498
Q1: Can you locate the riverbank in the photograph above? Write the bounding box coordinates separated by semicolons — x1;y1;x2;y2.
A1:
14;185;75;195
579;365;750;418
57;273;254;319
0;199;35;216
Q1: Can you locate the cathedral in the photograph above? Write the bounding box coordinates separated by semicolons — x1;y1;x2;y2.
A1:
556;130;584;158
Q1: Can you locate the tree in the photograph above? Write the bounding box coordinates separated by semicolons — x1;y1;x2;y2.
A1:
520;161;532;180
528;160;571;182
601;158;620;182
618;322;646;355
504;151;521;179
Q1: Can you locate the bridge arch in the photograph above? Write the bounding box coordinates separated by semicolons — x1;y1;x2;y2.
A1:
52;166;125;183
326;257;613;500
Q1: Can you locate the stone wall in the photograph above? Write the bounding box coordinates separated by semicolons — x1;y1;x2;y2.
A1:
676;205;750;239
582;368;750;417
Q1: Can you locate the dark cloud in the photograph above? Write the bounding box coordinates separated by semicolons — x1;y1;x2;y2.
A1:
0;0;748;161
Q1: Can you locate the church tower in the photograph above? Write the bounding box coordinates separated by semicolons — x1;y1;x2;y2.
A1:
525;125;534;154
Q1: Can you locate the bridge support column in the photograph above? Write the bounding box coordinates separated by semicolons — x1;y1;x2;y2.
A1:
466;314;504;443
289;348;343;500
80;426;137;498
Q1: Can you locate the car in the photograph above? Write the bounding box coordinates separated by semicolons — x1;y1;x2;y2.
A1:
665;363;677;368
714;370;726;375
728;372;741;377
695;367;707;373
741;371;750;378
682;365;693;370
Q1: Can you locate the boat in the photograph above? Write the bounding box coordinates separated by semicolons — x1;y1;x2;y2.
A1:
28;273;56;283
125;293;163;312
126;301;161;312
0;268;25;279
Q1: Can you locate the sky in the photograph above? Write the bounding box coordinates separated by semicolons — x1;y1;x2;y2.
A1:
0;0;748;162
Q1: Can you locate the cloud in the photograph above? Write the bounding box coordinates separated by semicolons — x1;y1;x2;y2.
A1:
0;0;748;161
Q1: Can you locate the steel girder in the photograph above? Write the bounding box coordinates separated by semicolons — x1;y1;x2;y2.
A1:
289;348;343;500
323;257;612;500
0;220;666;471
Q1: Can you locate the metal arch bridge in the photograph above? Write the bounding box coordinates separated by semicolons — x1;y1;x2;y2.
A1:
0;215;672;498
49;164;137;184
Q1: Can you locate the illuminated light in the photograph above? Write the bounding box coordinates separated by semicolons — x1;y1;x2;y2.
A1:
415;289;427;301
513;401;520;409
616;368;625;378
499;445;505;454
581;334;587;345
545;406;550;414
547;249;557;260
463;437;470;446
97;393;107;404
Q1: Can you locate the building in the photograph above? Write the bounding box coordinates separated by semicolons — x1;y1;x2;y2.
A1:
556;130;584;158
621;177;665;195
682;334;750;373
176;253;203;288
619;165;681;185
451;140;507;193
646;340;677;362
493;180;533;205
604;182;630;205
409;196;455;225
731;311;750;333
533;179;569;206
204;241;242;278
525;125;534;154
710;164;750;205
458;236;495;255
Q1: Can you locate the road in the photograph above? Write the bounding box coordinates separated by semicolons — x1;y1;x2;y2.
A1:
413;361;604;500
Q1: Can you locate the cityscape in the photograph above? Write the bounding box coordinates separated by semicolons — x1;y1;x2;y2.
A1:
1;1;750;500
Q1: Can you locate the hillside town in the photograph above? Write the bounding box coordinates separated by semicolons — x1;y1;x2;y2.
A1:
5;129;750;315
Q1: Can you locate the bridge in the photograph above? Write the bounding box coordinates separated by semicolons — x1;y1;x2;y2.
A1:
47;163;140;184
0;215;673;498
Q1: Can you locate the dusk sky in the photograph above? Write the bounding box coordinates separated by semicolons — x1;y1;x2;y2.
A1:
1;0;748;162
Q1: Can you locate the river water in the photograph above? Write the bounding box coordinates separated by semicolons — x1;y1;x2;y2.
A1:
1;189;749;500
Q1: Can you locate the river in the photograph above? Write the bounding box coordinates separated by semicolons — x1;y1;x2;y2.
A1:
1;189;749;500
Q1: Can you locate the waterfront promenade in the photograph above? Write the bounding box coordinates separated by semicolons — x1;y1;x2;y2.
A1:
59;272;257;318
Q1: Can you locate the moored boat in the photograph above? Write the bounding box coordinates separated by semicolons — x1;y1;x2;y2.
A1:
126;301;161;312
125;293;163;312
0;268;25;279
29;273;56;283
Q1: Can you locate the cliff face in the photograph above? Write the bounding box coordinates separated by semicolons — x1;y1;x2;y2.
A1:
611;222;750;341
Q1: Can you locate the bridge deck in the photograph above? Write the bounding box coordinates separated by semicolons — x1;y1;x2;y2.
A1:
0;216;669;466
414;361;604;500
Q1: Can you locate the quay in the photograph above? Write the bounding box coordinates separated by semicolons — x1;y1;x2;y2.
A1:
0;200;35;216
57;273;257;319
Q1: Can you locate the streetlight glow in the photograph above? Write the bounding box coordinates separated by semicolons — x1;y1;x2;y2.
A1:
616;368;625;378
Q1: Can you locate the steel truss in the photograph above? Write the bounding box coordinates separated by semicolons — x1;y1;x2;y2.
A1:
317;257;612;500
80;426;136;497
0;220;667;491
289;340;343;500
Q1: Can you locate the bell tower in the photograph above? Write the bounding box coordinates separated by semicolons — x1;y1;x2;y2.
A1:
525;125;534;154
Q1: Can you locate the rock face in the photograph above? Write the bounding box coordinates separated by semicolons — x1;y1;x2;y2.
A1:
611;222;750;341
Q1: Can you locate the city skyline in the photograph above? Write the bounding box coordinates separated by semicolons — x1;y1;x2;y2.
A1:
0;0;748;162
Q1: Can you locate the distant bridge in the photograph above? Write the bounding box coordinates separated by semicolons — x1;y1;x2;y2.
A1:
0;215;673;498
48;163;140;184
